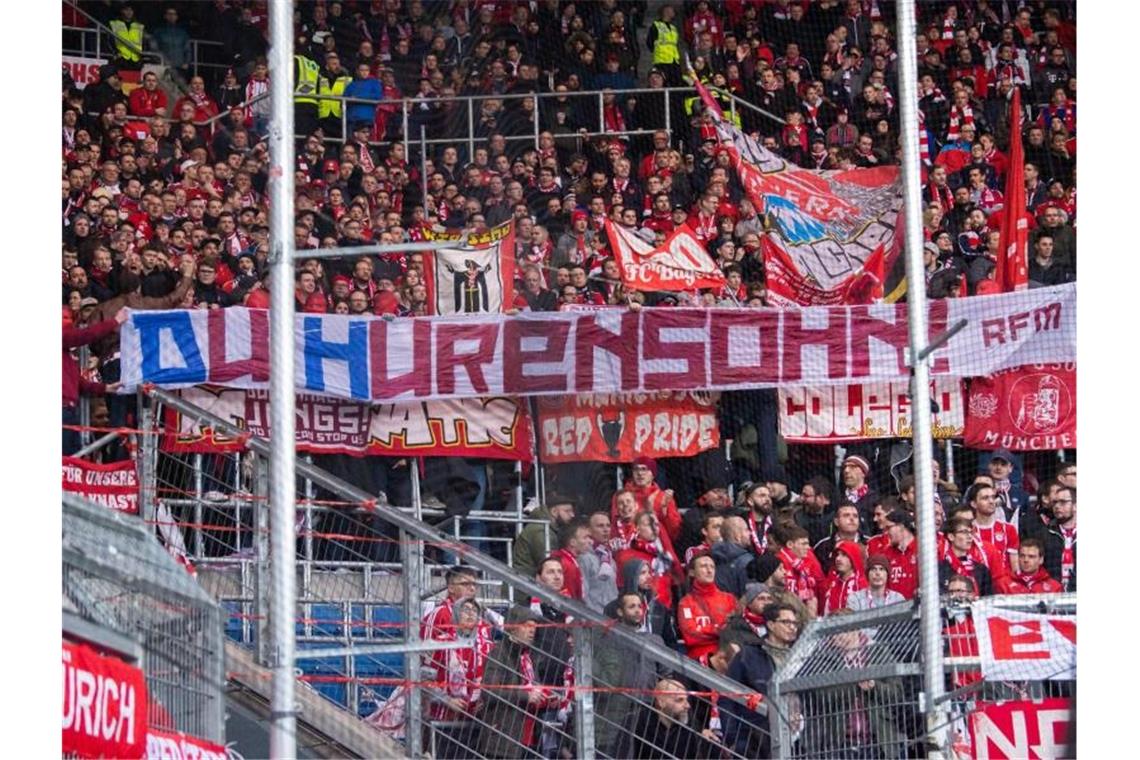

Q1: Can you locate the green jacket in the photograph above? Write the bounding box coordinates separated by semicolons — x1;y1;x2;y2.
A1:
512;507;555;579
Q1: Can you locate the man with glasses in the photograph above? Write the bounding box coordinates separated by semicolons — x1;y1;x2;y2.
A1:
421;566;480;643
721;602;802;757
1043;485;1076;591
939;518;996;596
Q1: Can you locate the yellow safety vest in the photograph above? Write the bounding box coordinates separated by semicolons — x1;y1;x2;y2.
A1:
109;19;144;63
318;72;353;118
294;55;321;106
652;21;680;65
683;88;743;127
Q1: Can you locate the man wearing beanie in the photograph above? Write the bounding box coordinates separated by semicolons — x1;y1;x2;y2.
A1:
848;555;907;611
721;583;776;649
842;454;881;524
752;551;811;625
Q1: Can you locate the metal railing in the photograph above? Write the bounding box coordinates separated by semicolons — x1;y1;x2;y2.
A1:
62;0;163;68
770;594;1077;759
63;492;226;743
139;385;771;758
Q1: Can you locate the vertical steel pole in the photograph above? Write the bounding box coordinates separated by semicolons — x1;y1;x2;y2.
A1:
945;439;956;487
137;391;156;524
267;1;297;756
193;453;204;558
77;346;92;450
468;98;476;164
402;528;425;757
895;2;949;755
420;124;429;212
253;452;272;665
573;630;596;758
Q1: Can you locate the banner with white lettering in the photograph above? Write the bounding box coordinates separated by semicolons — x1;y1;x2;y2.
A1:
536;392;720;463
164;386;533;461
964;364;1076;450
967;698;1074;760
605;220;726;292
972;603;1076;681
63;640;147;759
62;457;139;514
62;55;109;90
120;283;1075;403
779;378;965;442
145;728;229;760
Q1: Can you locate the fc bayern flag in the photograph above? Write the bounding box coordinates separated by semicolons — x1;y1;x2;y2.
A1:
964;364;1076;450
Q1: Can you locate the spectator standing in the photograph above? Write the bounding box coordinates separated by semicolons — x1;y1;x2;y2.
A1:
819;541;868;616
62;308;126;456
711;517;755;598
513;494;576;579
108;3;144;69
813;503;869;573
476;606;553;759
1042;485;1076;591
613;677;721;759
550;519;590;601
677;554;737;660
579;512;618;614
938;518;997;596
148;7;191;80
848;555;907;611
646;5;683;85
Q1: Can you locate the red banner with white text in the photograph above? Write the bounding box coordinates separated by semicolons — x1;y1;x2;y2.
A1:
63;640;148;759
967;699;1075;760
779;378;965;442
163;387;533;461
145;728;229;760
964;364;1076;450
605;220;727;292
536;392;720;463
763;237;886;307
62;457;140;514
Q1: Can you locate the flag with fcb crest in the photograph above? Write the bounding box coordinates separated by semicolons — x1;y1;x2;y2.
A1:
691;77;903;307
421;221;516;315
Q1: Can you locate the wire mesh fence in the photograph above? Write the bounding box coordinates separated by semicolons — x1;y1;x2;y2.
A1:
62;493;226;743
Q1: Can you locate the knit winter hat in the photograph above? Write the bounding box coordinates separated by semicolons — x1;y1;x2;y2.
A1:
753;553;782;583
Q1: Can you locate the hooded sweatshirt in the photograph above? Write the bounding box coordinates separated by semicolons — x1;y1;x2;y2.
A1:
997;567;1063;595
819;541;869;615
677;578;738;660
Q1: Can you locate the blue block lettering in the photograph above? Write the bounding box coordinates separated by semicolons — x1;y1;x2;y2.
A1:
136;311;208;384
302;317;370;399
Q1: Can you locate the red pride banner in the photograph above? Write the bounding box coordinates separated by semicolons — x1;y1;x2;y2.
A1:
145;729;229;760
763;237;886;307
964;364;1076;450
536;392;720;463
972;603;1076;681
164;387;534;461
63;640;148;759
605;220;726;292
967;699;1075;760
62;457;140;514
779;377;965;442
421;220;516;315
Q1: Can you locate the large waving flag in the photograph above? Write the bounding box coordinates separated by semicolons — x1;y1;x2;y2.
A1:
996;87;1030;292
691;77;903;307
605;220;726;292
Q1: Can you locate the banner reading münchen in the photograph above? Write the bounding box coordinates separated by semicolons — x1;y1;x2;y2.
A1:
120;284;1075;403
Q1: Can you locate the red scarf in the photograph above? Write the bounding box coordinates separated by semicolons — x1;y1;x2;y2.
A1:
742;608;766;637
947;103;975;141
822;571;868;615
845;483;869;505
778;548;821;603
603;104;626;134
747;512;771;556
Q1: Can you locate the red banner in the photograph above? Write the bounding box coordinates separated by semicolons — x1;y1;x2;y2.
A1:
145;729;229;760
421;221;516;315
964;364;1076;450
996;87;1030;292
63;640;148;759
536;392;720;463
62;458;140;514
763;237;885;306
779;378;965;442
605;220;726;292
163;387;534;461
967;699;1074;759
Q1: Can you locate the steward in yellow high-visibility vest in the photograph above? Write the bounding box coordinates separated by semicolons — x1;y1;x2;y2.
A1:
318;52;354;137
294;54;321;136
108;5;144;68
646;4;682;85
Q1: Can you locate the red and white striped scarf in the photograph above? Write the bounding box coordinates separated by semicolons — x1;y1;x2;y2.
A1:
947;103;975;141
747;512;771;556
243;77;270;122
918;110;931;165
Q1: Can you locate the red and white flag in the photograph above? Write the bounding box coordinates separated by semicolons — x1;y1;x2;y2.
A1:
964;363;1076;450
605;220;726;292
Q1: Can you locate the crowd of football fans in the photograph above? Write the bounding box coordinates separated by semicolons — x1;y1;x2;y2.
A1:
63;1;1076;755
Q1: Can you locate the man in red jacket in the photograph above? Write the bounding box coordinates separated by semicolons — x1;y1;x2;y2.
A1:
998;538;1063;594
62;307;127;455
677;554;737;660
618;457;682;543
550;519;590;601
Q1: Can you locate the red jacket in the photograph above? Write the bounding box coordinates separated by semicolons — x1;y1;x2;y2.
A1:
779;547;825;607
677;579;737;660
552;548;584;600
63;318;119;408
819;541;869;615
997;568;1063;595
